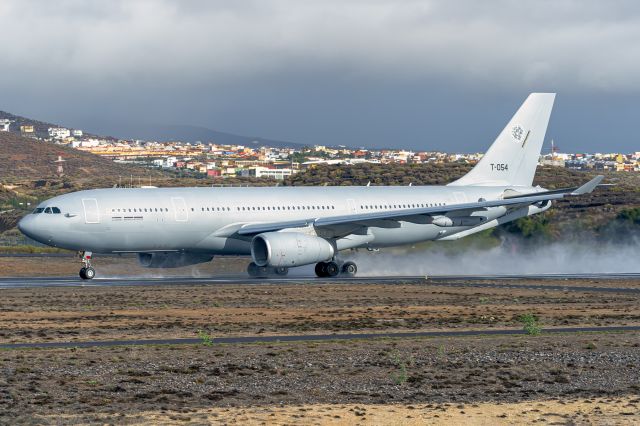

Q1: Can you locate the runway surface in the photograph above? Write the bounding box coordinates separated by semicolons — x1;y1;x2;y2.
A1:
1;325;638;350
1;273;639;293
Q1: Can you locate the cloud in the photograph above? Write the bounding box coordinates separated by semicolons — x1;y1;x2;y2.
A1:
2;0;640;91
1;1;639;152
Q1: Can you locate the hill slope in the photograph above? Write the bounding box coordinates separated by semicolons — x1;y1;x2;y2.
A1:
1;110;305;147
0;131;162;181
0;110;99;140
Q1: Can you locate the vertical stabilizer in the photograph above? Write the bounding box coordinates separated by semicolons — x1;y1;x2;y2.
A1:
449;93;555;187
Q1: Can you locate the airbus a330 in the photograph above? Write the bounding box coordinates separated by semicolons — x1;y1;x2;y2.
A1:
18;93;603;279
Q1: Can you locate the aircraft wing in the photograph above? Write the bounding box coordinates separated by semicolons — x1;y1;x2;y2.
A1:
235;176;603;237
503;175;605;199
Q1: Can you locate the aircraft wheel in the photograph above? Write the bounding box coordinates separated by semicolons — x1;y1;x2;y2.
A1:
274;266;289;276
325;261;340;277
341;261;357;276
247;262;260;277
84;267;96;280
79;267;87;279
315;262;327;278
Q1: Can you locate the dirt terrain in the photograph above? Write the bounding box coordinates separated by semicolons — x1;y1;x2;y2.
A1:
1;275;639;344
1;334;639;424
0;258;639;423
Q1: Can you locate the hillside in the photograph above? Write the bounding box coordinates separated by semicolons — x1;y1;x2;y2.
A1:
0;110;101;140
0;131;163;182
1;109;305;148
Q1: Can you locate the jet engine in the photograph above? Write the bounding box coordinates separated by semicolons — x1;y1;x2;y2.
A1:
137;252;213;268
251;232;334;268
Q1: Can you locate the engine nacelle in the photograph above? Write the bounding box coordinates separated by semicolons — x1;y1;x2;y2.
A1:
137;252;213;268
251;232;334;268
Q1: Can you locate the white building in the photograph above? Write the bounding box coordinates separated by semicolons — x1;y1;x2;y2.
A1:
0;119;11;132
48;127;71;139
79;139;101;148
247;167;296;180
72;129;83;137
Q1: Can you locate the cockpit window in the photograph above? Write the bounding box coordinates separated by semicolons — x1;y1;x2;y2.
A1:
33;208;45;214
52;207;61;214
44;207;52;214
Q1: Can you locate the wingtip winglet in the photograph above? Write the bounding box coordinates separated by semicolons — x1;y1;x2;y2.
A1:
571;175;604;195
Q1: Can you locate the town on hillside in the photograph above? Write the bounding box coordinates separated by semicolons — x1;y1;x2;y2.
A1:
1;118;638;179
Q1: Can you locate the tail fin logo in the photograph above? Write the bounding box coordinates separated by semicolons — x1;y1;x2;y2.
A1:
511;125;524;141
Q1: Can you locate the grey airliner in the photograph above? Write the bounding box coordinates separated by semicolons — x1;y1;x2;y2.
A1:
18;93;603;279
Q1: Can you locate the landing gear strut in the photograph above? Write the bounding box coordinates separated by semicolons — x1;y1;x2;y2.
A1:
247;262;289;278
79;251;95;280
314;260;357;278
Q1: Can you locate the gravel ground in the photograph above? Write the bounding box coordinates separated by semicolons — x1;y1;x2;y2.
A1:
1;333;639;423
0;281;639;343
1;269;639;424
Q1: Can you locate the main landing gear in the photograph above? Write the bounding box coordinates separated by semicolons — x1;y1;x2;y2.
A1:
246;260;358;278
315;260;357;278
78;251;96;280
247;262;289;278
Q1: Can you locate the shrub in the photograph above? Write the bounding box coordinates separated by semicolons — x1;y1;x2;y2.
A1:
519;313;541;336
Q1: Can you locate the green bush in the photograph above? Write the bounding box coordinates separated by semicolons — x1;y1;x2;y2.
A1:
519;313;541;336
617;207;640;225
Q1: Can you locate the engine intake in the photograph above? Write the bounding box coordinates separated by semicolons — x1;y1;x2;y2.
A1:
252;232;334;267
137;252;213;268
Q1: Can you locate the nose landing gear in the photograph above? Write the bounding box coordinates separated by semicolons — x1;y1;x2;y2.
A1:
78;251;95;280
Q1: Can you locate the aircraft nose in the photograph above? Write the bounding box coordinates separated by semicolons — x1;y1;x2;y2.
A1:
17;215;42;242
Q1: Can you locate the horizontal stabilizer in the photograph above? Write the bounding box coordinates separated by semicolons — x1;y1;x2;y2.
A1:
571;175;604;195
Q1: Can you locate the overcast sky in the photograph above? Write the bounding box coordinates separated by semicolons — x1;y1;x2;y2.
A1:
1;0;639;152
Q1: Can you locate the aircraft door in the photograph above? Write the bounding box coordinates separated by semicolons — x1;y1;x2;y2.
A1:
171;197;188;222
347;199;357;213
82;199;100;224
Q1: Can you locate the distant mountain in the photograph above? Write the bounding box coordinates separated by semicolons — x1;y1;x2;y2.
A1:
0;110;307;148
103;123;306;148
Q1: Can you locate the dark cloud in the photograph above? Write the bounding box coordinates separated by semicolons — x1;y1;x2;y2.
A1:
1;0;639;151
